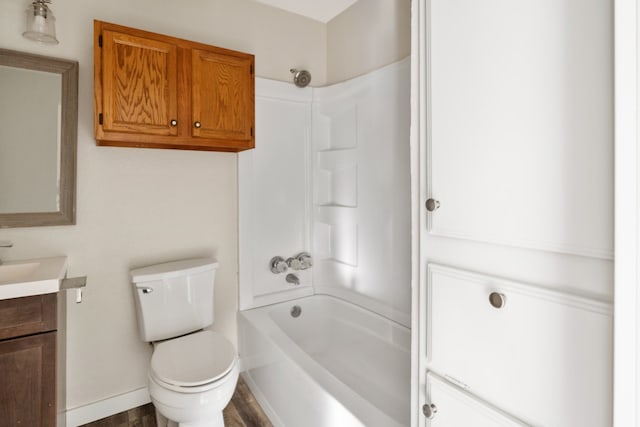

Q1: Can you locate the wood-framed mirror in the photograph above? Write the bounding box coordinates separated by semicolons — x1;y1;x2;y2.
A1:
0;49;78;228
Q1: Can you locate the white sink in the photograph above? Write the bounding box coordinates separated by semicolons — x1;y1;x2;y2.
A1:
0;256;68;300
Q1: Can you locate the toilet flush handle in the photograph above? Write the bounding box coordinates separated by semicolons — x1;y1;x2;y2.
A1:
140;287;153;294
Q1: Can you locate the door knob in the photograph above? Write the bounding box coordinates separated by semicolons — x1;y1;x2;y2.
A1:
423;403;438;419
425;198;440;212
194;121;202;129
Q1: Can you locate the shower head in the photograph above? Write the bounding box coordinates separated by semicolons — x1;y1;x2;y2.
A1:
290;68;311;88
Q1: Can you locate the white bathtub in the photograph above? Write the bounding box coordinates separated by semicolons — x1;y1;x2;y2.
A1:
238;295;410;427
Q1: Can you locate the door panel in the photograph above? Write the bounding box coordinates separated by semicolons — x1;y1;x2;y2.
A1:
101;30;178;136
192;49;254;142
428;0;613;259
0;332;56;427
425;372;527;427
427;264;612;426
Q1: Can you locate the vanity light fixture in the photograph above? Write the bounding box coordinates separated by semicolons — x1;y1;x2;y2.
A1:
22;0;59;45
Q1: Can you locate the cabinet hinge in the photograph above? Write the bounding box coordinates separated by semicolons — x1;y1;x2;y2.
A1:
98;113;103;125
250;65;253;75
251;127;254;137
98;35;103;47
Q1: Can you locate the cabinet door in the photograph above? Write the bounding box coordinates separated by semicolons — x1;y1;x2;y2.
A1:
101;29;178;136
191;48;254;148
0;332;56;427
0;294;56;340
426;373;527;427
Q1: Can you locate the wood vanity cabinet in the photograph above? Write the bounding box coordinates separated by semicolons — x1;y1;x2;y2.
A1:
0;294;56;427
94;20;255;152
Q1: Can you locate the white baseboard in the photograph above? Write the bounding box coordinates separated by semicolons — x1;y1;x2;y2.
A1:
63;387;151;427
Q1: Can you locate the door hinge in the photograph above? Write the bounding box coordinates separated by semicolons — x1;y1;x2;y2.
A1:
98;35;103;48
98;113;103;125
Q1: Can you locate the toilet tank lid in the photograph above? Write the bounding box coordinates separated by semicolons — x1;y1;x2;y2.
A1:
130;258;218;284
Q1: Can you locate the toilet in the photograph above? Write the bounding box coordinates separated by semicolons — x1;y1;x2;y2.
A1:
130;258;239;427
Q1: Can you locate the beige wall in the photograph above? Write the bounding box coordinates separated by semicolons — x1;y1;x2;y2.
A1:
327;0;411;84
0;0;325;410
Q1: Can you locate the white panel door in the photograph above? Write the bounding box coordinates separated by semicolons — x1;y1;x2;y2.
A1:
413;0;614;425
427;0;613;259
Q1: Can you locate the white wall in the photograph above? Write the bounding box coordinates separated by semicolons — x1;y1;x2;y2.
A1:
327;0;411;84
0;0;326;418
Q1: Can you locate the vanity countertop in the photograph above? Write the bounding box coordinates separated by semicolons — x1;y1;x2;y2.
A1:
0;256;68;300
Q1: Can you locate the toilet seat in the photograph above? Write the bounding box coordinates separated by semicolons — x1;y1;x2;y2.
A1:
150;330;236;391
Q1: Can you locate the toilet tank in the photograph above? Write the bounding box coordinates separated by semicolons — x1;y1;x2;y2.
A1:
130;258;219;342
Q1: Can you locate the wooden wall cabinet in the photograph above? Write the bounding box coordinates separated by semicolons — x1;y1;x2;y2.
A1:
94;20;255;152
0;294;57;427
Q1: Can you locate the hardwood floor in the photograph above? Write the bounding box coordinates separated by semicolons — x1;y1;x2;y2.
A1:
80;404;156;427
81;376;272;427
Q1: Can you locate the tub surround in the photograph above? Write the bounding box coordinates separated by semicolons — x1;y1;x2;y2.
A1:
238;78;314;310
312;59;411;325
238;55;411;427
240;59;411;325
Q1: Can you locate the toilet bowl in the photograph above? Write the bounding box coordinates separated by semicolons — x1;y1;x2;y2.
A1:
130;259;239;427
148;330;238;427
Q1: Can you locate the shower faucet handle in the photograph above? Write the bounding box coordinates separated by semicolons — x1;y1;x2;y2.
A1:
297;252;312;270
270;256;288;274
287;252;312;270
286;257;302;270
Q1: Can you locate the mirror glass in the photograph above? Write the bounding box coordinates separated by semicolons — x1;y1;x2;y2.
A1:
0;49;78;228
0;66;61;213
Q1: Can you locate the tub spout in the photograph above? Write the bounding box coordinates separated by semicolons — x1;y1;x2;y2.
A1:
286;273;300;286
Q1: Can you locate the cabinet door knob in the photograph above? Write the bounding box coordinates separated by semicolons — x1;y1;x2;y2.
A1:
423;403;438;419
194;121;202;129
170;119;177;126
425;198;440;212
489;292;506;309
